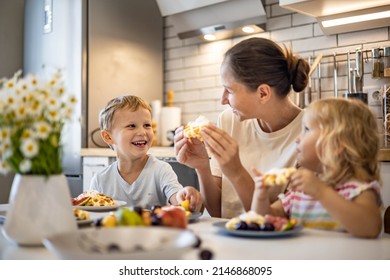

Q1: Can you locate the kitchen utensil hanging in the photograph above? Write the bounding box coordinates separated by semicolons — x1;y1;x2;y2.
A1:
298;53;322;108
343;49;367;103
333;53;338;97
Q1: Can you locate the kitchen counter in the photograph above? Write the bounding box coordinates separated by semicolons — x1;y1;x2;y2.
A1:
80;147;175;159
1;205;389;260
81;147;390;162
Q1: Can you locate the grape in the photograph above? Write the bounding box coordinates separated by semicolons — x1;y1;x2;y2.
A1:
261;222;275;231
247;222;261;231
234;221;248;230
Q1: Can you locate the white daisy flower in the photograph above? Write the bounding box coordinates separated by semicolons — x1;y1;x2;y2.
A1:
20;138;39;158
34;121;51;139
0;160;10;175
19;159;32;173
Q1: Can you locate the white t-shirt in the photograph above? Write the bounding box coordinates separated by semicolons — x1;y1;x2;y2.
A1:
210;108;303;218
89;154;183;209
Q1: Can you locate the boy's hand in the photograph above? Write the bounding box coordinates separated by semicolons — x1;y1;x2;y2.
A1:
176;186;203;212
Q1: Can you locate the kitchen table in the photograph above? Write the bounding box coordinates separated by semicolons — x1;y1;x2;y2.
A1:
1;204;389;260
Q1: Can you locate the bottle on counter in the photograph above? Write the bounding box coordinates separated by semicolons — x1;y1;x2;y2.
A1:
384;47;390;78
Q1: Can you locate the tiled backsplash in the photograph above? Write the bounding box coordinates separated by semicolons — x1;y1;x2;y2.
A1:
163;0;390;130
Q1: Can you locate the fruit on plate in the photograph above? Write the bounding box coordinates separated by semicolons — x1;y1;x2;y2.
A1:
116;208;144;226
101;213;117;227
225;210;297;232
97;205;188;229
156;206;187;229
179;199;193;217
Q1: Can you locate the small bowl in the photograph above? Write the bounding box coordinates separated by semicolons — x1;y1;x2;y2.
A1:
43;227;197;260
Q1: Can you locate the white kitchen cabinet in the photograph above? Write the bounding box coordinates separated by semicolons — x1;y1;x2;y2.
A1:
82;156;115;191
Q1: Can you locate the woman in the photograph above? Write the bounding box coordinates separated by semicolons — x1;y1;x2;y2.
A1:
174;37;310;218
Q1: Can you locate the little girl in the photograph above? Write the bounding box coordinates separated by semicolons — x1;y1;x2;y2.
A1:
251;98;383;238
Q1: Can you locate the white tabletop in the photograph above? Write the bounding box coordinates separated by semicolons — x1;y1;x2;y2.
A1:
1;203;390;260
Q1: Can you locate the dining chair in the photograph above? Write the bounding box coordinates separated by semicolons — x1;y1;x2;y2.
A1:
385;206;390;234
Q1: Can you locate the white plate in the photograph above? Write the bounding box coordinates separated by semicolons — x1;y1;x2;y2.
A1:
213;221;304;238
73;200;126;212
43;227;197;260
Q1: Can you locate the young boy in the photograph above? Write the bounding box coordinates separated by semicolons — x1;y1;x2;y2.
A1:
89;95;202;211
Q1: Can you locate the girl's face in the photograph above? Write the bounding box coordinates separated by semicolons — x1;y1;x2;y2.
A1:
295;112;322;173
220;62;259;121
108;107;153;159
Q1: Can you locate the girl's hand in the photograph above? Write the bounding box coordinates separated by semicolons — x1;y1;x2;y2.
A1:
176;186;203;212
174;126;209;170
289;168;328;199
201;124;242;178
252;168;270;200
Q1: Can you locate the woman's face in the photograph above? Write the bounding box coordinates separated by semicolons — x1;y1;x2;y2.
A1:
108;107;153;159
295;112;321;172
220;61;259;121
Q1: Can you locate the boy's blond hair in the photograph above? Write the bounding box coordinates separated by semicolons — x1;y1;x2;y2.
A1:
306;98;380;185
99;95;152;131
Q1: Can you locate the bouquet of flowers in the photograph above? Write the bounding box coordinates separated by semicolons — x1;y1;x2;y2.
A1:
0;70;77;175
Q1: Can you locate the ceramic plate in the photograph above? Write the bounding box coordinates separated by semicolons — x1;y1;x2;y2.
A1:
213;221;304;238
73;200;126;212
188;212;202;223
43;227;197;260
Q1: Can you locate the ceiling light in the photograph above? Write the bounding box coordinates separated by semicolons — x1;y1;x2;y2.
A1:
203;34;217;41
242;26;256;33
318;5;390;35
322;10;390;27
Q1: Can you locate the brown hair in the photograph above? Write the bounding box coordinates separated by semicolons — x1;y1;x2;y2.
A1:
99;95;152;131
223;37;310;97
306;98;380;185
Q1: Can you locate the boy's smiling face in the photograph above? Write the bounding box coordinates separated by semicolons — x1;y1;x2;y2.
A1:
104;107;153;159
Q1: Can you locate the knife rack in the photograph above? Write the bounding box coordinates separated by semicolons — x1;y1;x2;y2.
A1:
300;46;390;107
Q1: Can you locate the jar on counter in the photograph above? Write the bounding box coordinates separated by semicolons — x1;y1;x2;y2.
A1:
384;47;390;78
372;48;383;79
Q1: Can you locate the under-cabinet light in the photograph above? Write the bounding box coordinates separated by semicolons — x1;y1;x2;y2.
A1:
321;10;390;27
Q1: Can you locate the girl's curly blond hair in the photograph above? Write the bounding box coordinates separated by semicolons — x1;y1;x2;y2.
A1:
306;98;380;185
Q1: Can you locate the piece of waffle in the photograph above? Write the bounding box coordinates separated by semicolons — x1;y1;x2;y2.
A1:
183;115;210;141
85;193;116;206
263;167;297;187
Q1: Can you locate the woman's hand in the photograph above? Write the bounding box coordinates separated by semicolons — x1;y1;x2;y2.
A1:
201;124;242;178
176;186;203;212
174;126;210;170
289;168;328;199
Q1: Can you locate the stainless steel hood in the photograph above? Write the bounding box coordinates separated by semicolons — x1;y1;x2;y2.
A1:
280;0;390;35
156;0;267;40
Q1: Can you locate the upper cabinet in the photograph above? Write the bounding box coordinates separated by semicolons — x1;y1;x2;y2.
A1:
279;0;390;35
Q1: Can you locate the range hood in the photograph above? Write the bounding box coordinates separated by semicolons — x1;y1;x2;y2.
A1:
156;0;267;40
280;0;390;35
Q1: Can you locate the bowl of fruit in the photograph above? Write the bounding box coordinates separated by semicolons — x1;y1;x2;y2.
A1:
43;226;198;260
